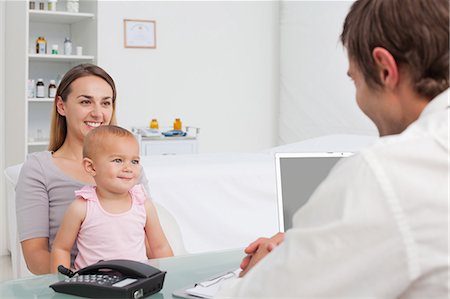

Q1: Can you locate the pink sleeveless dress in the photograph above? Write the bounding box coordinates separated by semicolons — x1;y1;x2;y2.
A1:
73;184;148;269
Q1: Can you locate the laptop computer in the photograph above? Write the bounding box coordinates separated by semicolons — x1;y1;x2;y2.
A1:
275;152;353;232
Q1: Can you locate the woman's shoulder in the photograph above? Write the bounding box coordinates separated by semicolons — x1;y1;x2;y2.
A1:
20;151;52;173
23;151;52;167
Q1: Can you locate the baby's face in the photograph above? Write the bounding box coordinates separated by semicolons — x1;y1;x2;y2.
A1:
92;135;141;194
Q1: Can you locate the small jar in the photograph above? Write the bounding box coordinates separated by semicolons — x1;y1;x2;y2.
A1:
150;119;159;129
51;44;58;54
29;0;36;10
66;0;79;13
38;0;44;10
173;118;182;131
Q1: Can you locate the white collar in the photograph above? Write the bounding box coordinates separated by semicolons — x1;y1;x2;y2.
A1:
418;88;449;119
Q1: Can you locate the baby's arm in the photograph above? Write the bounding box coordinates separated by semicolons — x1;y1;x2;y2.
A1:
144;200;174;258
50;198;86;272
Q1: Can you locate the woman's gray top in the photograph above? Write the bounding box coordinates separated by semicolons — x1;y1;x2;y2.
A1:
15;151;150;263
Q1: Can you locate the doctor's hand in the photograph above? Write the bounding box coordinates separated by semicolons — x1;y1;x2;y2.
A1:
239;232;285;277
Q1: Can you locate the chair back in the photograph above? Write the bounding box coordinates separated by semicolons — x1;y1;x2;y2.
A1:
154;202;187;256
4;164;33;278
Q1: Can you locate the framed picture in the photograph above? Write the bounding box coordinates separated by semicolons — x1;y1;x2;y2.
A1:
124;19;156;48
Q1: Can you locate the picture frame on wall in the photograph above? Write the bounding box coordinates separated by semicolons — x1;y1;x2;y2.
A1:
124;19;156;48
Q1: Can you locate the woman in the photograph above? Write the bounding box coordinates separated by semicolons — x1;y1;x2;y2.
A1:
15;64;150;274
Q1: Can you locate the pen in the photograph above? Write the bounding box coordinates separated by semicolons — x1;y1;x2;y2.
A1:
194;271;237;287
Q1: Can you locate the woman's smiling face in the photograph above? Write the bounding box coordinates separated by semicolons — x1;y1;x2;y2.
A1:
56;75;114;142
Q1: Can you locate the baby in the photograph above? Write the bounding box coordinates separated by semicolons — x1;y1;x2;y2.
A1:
51;125;173;271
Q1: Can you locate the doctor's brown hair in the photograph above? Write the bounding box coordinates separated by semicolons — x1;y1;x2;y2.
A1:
83;125;136;159
341;0;449;99
48;64;118;152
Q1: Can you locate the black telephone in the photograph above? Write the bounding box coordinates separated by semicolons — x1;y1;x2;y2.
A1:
50;259;166;299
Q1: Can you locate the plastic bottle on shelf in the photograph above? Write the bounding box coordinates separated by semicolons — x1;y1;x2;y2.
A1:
51;44;58;54
64;37;72;55
36;79;45;98
29;1;36;10
28;79;36;98
150;119;159;129
173;118;182;131
48;80;57;98
36;36;47;54
48;0;57;11
38;0;44;10
66;0;79;13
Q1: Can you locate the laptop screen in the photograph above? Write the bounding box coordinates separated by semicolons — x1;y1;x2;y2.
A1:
275;153;352;231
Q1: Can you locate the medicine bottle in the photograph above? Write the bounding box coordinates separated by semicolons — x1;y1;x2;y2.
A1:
29;1;36;10
48;0;57;11
173;118;182;131
36;79;45;98
48;80;57;98
66;0;79;13
38;0;44;10
36;36;47;54
64;37;72;55
28;79;36;98
51;44;58;54
150;119;159;129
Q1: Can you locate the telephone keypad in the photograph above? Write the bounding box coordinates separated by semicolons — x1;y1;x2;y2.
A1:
65;274;121;286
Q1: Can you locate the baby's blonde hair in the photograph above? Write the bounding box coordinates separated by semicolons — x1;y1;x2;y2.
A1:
83;125;136;159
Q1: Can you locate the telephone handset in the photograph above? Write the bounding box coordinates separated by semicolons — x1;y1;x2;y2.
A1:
50;259;166;299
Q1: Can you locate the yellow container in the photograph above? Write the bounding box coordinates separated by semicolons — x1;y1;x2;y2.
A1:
150;119;159;129
36;36;47;54
173;118;182;131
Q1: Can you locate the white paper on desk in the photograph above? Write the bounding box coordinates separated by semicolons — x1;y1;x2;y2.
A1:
185;269;241;299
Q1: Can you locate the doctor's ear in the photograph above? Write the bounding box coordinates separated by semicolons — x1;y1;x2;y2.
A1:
372;47;399;90
83;158;96;177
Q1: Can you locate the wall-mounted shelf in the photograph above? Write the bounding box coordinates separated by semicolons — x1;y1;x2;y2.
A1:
28;98;54;102
29;10;94;24
4;0;98;161
28;141;49;146
29;54;94;62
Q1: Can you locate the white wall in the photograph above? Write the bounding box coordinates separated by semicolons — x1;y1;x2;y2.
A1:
1;0;8;256
278;0;377;143
97;1;280;153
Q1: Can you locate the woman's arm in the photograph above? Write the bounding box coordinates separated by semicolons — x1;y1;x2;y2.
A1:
16;154;51;274
21;238;50;274
144;200;174;258
50;198;86;272
138;169;153;259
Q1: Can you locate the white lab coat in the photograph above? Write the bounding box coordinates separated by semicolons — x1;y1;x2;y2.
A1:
216;90;449;298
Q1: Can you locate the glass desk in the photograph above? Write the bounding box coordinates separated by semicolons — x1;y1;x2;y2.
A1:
0;249;243;299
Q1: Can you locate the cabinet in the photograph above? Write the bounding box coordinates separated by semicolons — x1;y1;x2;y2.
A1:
136;126;200;156
140;137;199;156
5;0;97;166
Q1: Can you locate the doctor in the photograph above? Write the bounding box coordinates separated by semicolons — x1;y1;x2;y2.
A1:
217;0;449;297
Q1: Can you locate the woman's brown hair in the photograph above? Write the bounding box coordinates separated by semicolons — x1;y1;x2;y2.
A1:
341;0;449;99
48;64;117;152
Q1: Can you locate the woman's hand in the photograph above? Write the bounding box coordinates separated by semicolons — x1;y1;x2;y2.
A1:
239;232;285;277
